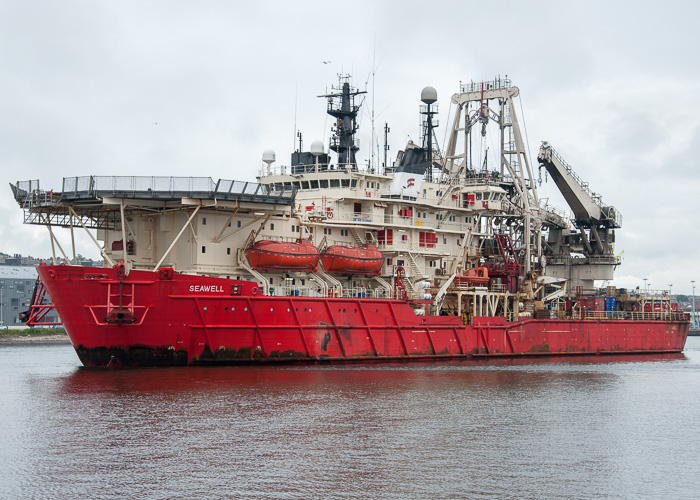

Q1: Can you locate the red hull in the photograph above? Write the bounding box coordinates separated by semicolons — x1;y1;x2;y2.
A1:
37;265;689;367
246;240;319;271
320;245;383;275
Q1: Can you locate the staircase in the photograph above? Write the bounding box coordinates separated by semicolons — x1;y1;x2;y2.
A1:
406;252;424;278
350;227;365;245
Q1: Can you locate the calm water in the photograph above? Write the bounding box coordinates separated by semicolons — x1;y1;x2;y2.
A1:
1;339;699;499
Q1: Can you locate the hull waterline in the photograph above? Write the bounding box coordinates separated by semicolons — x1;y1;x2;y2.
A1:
38;265;689;367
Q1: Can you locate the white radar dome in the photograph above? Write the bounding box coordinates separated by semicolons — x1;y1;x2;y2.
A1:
262;149;276;164
310;140;325;156
421;86;437;104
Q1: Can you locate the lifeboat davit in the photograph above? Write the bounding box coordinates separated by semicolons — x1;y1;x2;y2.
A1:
320;244;384;275
454;267;489;286
246;240;319;271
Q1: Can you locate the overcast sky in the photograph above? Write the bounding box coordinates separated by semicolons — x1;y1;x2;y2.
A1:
1;0;699;295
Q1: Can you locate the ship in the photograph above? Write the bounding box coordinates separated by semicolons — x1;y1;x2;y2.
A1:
11;76;689;366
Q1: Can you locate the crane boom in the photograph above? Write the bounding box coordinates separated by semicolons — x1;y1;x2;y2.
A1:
537;142;621;228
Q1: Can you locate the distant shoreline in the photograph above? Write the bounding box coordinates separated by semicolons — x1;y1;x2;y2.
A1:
0;334;72;344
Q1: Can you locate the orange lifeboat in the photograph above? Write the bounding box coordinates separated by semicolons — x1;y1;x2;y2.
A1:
246;240;319;272
454;266;489;286
320;244;383;275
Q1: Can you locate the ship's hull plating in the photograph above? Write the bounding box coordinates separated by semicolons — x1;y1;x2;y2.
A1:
38;265;689;367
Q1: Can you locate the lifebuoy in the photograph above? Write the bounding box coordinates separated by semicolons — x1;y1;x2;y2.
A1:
327;211;334;219
252;287;258;295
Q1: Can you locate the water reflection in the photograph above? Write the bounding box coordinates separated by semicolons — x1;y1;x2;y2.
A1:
2;342;698;500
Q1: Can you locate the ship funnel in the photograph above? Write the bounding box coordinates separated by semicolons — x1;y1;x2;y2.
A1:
421;86;437;104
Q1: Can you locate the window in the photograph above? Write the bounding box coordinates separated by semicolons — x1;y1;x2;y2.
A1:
387;258;393;265
419;232;436;248
378;229;393;245
301;181;310;190
227;248;231;255
202;217;207;225
320;179;329;188
202;246;206;254
351;179;357;188
310;180;319;189
330;179;340;188
341;179;350;188
237;220;241;228
270;223;275;230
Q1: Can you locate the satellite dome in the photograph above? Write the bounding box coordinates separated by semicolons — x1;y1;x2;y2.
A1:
421;86;437;104
262;149;276;164
310;140;325;156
